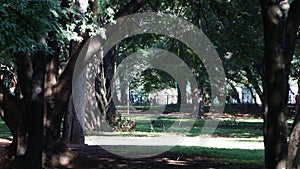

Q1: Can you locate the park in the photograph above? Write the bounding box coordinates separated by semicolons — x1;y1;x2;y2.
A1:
0;0;300;169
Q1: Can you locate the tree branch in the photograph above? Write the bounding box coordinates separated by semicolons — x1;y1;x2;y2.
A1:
53;0;149;114
114;0;149;18
0;82;24;138
285;0;300;65
15;52;32;102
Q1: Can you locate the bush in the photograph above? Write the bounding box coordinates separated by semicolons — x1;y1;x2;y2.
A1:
113;114;136;132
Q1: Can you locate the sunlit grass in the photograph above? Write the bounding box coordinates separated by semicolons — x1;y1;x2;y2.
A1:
0;114;265;168
170;146;265;169
0;118;12;139
118;115;265;138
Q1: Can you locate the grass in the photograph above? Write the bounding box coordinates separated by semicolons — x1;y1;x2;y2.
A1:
0;114;265;168
0;114;266;138
122;115;265;138
170;146;265;169
0;118;12;139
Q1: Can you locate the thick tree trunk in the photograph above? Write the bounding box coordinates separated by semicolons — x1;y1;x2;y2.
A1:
25;50;46;169
286;0;300;168
288;74;300;169
261;0;300;168
0;82;25;157
0;0;149;168
62;67;86;145
50;32;89;139
261;1;289;168
62;95;85;145
62;96;74;144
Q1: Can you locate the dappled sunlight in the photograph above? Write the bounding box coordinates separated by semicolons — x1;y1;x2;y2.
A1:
156;157;188;166
49;150;76;168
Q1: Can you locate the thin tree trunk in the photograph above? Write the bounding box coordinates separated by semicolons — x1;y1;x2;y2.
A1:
245;67;263;104
245;84;258;106
199;87;207;118
227;79;241;103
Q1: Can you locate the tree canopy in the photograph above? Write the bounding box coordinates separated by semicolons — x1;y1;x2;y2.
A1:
0;0;300;168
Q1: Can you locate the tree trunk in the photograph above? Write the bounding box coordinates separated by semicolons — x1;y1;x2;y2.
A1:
93;47;117;131
25;49;46;169
62;95;85;145
245;84;258;106
0;0;149;168
199;87;207;118
227;79;241;103
288;73;300;169
63;66;86;145
261;1;288;168
180;81;187;105
177;83;181;106
245;67;263;104
261;0;300;168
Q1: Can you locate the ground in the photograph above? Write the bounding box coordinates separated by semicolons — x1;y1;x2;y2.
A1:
0;140;260;169
71;145;223;169
0;109;266;169
0;134;264;168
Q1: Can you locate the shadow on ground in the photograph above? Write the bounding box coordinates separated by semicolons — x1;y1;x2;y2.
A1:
69;145;263;169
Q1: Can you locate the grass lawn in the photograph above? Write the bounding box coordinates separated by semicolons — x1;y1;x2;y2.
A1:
0;118;11;140
170;146;265;169
0;114;266;168
84;114;266;168
117;114;265;138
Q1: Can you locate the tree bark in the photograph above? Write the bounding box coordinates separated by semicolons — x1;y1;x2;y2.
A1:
261;0;288;168
288;73;300;169
261;0;300;168
62;95;85;145
0;82;25;157
244;67;263;104
286;0;300;168
0;0;149;167
25;50;46;169
227;79;241;103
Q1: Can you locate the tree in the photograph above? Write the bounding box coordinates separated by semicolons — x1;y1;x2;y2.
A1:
0;0;149;168
260;0;300;168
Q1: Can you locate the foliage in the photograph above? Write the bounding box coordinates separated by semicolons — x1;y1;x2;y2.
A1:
113;114;136;132
114;0;265;102
0;0;65;54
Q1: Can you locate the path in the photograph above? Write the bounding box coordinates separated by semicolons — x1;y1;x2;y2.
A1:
85;136;264;149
